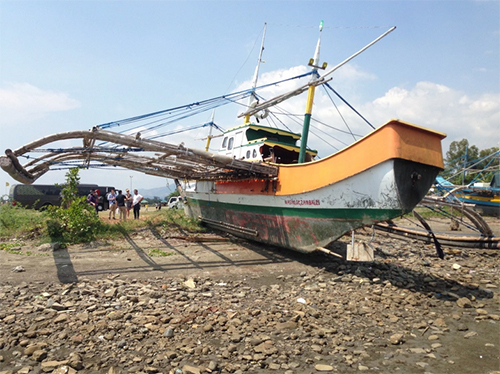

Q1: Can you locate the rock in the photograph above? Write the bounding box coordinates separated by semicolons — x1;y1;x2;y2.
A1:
68;352;84;370
53;314;68;323
315;364;334;371
165;351;177;360
434;318;447;327
464;331;478;339
182;365;201;374
208;361;218;371
52;366;76;374
41;361;68;373
24;345;43;356
456;297;472;308
184;278;196;289
104;288;117;297
37;243;52;252
409;348;426;354
457;323;469;331
164;328;174;338
416;362;429;368
389;333;404;345
32;349;48;362
202;323;213;332
117;340;127;348
11;265;25;272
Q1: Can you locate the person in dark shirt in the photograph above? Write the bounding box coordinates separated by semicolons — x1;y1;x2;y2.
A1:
115;190;127;221
87;189;99;215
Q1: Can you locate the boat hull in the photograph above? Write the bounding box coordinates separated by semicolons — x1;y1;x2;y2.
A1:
185;158;441;253
453;190;500;216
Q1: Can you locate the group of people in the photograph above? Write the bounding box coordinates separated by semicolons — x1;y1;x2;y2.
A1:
87;188;144;220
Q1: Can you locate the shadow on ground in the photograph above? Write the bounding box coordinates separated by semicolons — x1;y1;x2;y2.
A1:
53;224;495;304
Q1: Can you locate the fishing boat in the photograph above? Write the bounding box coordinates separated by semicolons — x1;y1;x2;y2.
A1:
434;173;500;216
0;22;446;254
184;118;445;252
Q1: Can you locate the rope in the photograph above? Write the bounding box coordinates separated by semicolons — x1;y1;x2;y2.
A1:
324;82;375;130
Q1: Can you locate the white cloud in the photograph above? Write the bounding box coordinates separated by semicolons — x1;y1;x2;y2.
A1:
0;83;80;126
362;82;500;150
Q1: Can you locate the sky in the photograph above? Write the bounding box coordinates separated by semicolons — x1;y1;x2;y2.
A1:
0;0;499;195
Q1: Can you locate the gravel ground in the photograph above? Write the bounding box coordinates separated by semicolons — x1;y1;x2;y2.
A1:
0;218;499;374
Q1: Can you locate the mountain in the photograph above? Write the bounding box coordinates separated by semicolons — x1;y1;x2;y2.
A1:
137;186;175;200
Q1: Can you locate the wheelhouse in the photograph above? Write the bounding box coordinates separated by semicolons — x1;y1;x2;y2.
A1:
218;123;317;164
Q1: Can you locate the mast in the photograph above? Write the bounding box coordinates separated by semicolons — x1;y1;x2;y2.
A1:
205;110;216;151
244;23;267;124
298;20;326;164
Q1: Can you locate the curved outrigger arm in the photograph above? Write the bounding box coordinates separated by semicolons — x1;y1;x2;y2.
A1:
0;128;278;184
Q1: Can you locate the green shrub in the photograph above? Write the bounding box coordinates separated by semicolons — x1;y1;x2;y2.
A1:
46;168;102;244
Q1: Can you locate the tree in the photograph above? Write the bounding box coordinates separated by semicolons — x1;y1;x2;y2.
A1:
46;168;101;243
56;167;80;208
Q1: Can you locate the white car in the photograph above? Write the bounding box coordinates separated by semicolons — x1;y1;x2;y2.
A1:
167;196;184;209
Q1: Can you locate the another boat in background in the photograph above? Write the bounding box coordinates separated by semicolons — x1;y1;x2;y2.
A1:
434;173;500;217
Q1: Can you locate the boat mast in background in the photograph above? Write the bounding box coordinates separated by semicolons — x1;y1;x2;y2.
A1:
245;23;267;124
298;20;327;164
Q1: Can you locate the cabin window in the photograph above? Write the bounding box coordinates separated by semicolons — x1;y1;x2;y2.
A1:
252;149;257;158
246;150;251;159
228;137;234;150
222;137;228;149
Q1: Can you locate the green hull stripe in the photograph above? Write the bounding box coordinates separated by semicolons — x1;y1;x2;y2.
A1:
188;198;405;220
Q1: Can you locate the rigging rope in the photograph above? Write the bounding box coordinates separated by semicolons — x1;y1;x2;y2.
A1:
324;82;375;130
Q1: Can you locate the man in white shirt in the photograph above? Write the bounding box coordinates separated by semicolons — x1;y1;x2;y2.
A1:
107;189;117;219
132;189;144;220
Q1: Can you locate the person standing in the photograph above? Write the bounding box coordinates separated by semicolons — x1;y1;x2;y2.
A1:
132;189;143;220
125;189;133;218
87;189;99;215
116;190;127;221
107;189;117;220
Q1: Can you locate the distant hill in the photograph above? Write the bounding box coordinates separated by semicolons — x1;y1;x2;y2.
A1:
137;186;175;200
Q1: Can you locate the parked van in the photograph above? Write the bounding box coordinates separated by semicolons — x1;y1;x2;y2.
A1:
167;196;184;209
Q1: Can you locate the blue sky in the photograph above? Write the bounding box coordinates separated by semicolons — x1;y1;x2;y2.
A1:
0;0;499;193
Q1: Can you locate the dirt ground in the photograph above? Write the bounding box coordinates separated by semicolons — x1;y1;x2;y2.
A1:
0;214;499;374
1;213;498;286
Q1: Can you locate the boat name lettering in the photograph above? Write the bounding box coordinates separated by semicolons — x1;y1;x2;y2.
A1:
284;199;320;206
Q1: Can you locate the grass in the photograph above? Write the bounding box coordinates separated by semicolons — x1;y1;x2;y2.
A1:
0;203;46;239
0;204;205;246
0;242;49;257
147;248;174;257
411;205;466;219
